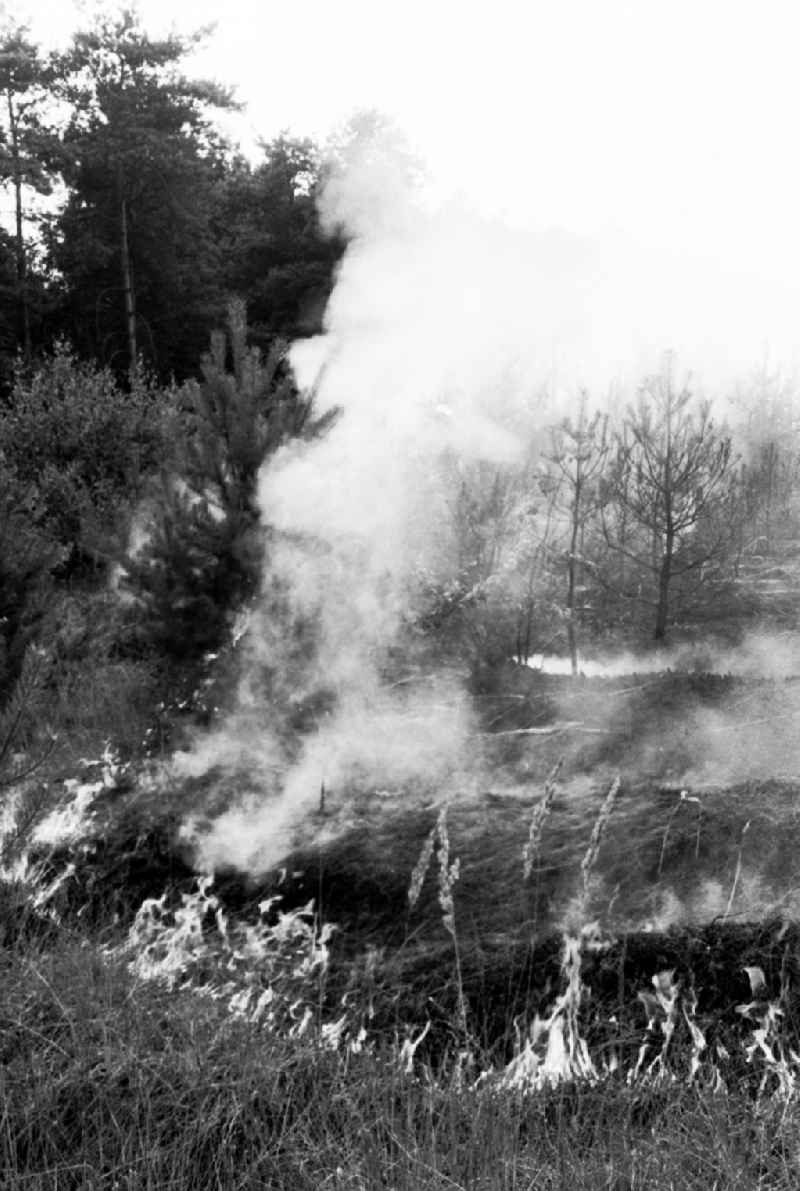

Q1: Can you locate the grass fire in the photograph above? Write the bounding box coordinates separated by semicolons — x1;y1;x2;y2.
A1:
7;10;800;1188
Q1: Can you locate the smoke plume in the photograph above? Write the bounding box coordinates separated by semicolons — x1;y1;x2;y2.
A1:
178;122;800;876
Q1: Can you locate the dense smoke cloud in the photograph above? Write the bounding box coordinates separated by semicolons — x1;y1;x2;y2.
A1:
179;124;800;876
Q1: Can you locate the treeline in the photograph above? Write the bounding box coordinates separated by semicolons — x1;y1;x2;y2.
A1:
0;9;350;762
429;363;800;676
0;8;343;388
1;8;799;770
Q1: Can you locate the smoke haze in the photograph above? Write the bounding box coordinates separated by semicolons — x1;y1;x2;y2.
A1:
177;123;800;877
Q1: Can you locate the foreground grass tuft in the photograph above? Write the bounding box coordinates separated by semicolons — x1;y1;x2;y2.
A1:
1;934;800;1189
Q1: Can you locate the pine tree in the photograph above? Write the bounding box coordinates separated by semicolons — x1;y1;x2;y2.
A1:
48;8;235;379
0;25;58;373
543;395;609;673
602;364;735;640
123;301;325;660
215;135;344;346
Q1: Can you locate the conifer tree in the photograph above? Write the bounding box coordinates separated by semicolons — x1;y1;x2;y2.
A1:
602;364;735;640
123;301;325;660
543;395;609;673
49;8;235;378
0;25;57;372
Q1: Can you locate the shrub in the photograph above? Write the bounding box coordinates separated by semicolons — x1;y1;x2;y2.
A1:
0;344;169;582
0;464;59;699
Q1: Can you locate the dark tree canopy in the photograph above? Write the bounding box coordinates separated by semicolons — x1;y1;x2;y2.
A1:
0;26;58;376
46;9;236;380
0;13;345;388
215;135;344;349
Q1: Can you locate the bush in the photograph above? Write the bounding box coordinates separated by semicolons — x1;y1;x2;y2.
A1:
0;344;169;582
43;590;159;757
0;465;59;699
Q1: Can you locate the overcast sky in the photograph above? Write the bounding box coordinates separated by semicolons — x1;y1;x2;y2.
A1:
7;0;800;386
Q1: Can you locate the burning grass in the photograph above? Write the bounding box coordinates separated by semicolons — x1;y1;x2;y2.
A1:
5;896;800;1188
5;933;800;1190
5;667;800;1184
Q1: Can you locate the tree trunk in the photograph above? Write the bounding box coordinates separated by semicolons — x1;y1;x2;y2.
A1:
654;536;673;640
655;399;675;641
7;92;30;363
567;491;580;675
119;187;137;373
763;440;777;553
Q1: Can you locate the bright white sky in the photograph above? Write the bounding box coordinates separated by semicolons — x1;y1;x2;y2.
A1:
7;0;800;382
8;2;798;238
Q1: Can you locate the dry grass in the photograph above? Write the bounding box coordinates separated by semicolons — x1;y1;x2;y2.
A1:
5;669;800;1185
2;929;800;1189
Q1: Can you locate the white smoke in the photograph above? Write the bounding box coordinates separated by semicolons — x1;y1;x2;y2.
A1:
180;121;800;874
185;679;472;873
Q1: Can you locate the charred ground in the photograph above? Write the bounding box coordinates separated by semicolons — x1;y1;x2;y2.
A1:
15;661;800;1072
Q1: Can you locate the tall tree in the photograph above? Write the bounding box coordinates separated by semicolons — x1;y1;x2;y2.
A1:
543;395;609;673
215;135;344;348
0;26;56;368
602;365;735;640
48;8;235;380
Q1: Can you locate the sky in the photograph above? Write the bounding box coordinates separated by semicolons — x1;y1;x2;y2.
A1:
7;1;799;243
7;0;800;385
